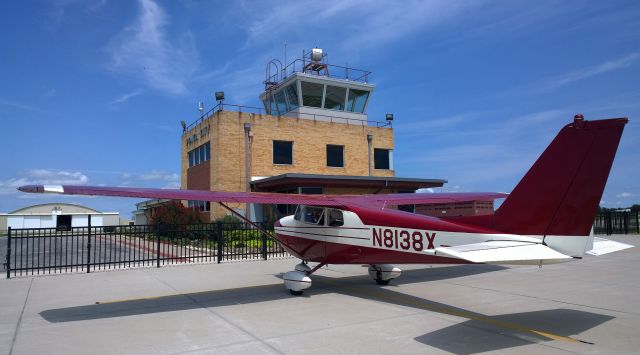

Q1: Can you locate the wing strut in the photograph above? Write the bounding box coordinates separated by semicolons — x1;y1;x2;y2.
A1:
217;202;276;240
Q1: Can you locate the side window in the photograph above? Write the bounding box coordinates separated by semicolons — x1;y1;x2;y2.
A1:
303;206;325;225
328;209;344;227
294;206;302;221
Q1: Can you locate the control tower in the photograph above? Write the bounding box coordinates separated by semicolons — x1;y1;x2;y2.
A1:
260;48;375;124
179;48;446;222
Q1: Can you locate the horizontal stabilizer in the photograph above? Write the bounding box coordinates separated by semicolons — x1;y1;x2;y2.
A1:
586;237;634;256
434;241;574;265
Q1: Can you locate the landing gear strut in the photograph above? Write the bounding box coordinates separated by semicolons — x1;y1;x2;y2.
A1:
368;264;402;285
284;261;326;295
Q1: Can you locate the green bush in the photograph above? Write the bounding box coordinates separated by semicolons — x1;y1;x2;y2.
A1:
214;215;243;224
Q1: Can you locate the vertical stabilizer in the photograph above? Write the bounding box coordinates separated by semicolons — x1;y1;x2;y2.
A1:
493;116;627;240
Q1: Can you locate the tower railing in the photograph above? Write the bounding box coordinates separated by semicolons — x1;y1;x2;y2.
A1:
183;102;391;133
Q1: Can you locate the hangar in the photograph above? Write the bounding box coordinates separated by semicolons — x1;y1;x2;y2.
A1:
0;203;121;232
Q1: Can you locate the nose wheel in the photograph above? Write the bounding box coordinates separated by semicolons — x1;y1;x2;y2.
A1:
284;261;326;295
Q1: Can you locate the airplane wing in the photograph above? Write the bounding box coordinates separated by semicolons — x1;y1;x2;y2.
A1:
431;241;575;265
17;185;507;208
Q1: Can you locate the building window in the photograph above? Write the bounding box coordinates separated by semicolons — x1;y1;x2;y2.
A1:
347;89;369;113
273;140;293;165
188;142;210;168
324;85;346;110
188;200;210;212
374;148;392;170
301;81;324;108
300;187;323;194
326;144;344;167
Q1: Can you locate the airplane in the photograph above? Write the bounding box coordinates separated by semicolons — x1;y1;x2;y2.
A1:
19;115;633;295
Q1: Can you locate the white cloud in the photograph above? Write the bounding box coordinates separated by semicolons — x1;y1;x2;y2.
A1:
137;170;179;182
161;181;181;189
616;192;634;198
532;53;639;93
111;89;143;104
107;0;198;95
241;1;477;51
43;88;57;97
0;169;89;195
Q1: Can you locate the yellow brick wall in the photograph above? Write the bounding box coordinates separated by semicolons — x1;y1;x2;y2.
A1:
182;110;395;220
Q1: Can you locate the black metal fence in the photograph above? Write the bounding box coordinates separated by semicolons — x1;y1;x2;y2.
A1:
593;211;640;235
3;220;289;278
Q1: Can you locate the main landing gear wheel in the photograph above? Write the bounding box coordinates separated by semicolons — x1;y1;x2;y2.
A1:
368;264;402;285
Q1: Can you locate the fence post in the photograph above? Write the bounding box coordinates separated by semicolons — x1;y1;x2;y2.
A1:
216;222;223;264
624;212;629;235
86;215;92;273
261;228;268;260
156;224;161;268
6;227;11;279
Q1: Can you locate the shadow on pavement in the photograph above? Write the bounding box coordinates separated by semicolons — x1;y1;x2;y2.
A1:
40;263;614;352
415;308;613;354
40;264;505;322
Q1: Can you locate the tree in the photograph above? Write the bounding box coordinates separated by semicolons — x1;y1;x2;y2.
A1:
150;201;203;226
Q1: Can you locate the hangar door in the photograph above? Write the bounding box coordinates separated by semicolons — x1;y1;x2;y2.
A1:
72;215;103;227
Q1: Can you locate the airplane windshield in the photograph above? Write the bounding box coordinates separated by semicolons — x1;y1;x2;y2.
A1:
294;206;302;221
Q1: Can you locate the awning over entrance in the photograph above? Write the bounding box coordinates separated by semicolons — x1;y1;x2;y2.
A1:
251;173;446;192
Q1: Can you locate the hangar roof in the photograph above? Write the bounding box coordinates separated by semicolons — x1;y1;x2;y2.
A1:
5;203;114;215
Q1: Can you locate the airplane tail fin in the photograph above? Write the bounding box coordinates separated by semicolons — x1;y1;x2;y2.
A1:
491;116;627;256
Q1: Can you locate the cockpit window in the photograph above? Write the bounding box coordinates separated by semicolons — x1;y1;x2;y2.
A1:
303;206;325;225
328;209;344;227
294;205;302;221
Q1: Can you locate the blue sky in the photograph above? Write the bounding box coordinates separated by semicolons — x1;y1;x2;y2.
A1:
1;0;639;218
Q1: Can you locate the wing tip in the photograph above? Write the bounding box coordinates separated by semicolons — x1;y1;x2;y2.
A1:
17;185;64;194
18;185;42;193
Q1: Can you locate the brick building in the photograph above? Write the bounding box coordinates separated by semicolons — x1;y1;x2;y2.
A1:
181;49;446;222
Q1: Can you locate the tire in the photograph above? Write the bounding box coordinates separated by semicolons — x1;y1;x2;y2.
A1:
289;289;304;296
375;278;390;285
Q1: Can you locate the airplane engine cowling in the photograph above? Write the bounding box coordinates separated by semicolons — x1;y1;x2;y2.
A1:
283;271;312;292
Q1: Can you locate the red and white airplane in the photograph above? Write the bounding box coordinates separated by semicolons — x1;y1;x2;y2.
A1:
19;116;633;295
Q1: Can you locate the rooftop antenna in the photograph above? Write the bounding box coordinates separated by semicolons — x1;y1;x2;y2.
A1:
283;41;288;78
198;101;204;117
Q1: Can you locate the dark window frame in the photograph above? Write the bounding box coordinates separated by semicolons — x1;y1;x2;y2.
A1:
374;148;391;170
326;144;345;168
273;140;293;165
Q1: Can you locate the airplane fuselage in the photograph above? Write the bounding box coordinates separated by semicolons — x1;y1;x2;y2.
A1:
273;205;543;265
